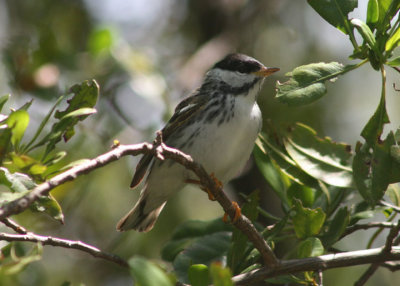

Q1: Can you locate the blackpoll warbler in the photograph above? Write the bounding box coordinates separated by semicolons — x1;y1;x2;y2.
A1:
117;53;279;232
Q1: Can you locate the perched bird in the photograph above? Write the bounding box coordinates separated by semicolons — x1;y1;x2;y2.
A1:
117;53;279;232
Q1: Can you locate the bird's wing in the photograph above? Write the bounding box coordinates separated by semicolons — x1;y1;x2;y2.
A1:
130;92;207;188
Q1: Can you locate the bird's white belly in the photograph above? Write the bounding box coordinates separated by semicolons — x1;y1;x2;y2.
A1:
186;97;261;183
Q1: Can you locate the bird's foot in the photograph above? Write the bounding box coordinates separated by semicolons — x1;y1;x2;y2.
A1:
223;201;241;223
186;173;223;201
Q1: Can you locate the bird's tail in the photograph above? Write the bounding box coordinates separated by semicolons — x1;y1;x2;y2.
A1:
116;198;166;232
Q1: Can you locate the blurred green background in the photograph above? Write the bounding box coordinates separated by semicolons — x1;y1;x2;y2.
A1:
0;0;399;285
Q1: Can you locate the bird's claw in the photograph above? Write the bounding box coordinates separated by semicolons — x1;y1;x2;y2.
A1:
223;201;241;223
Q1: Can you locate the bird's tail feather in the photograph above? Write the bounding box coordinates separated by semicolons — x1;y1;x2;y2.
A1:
116;200;166;232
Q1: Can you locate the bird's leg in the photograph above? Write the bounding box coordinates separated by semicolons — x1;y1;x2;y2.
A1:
223;201;242;223
185;173;223;201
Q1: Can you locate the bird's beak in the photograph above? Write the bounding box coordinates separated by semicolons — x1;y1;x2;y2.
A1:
253;67;280;77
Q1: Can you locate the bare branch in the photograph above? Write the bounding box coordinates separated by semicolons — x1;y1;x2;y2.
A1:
232;247;400;285
381;261;400;271
379;201;400;213
354;264;379;286
341;222;396;238
0;232;129;268
0;142;278;267
1;218;27;234
383;219;400;253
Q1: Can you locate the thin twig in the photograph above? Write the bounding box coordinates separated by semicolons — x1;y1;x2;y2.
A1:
0;232;129;268
341;222;396;238
1;218;27;234
379;201;400;213
353;264;379;286
383;219;400;253
232;247;400;285
0;141;279;267
381;261;400;271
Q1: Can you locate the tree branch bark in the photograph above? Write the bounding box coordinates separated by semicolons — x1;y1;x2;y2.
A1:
232;247;400;285
0;232;129;268
0;141;278;267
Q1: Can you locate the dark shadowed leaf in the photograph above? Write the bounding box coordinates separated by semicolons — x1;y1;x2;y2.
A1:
173;232;231;283
290;199;326;239
285;123;353;188
128;256;174;286
276;62;350;106
307;0;357;34
227;191;259;273
256;135;318;188
321;207;350;247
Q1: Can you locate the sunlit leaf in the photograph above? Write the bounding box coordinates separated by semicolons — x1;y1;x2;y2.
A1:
307;0;357;34
285;123;353;188
386;26;400;52
297;237;324;258
6;110;29;148
287;183;316;208
276;62;350;106
209;263;233;286
129;257;174;286
387;56;400;66
188;264;210;286
290;199;326;239
88;28;114;55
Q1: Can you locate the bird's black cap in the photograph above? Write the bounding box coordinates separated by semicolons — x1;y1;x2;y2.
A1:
213;53;263;74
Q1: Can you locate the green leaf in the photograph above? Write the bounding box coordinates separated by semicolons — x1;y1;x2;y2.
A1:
386;26;400;52
321;207;350;247
0;167;64;222
287;183;316;208
55;80;99;119
88;28;114;55
62;107;97;118
367;0;379;26
387;184;400;206
285;123;353;188
351;19;377;50
227;191;259;273
297;237;324;258
307;0;357;34
254;144;287;199
188;264;210;286
173;232;231;283
0;242;43;275
361;91;389;146
276;62;350;106
257;135;318;188
387;56;400;66
161;218;231;263
6;110;29;148
290;199;326;239
0;94;10;113
32;194;64;224
353;132;399;204
128;257;173;286
0;127;11;163
209;263;233;286
42;80;99;158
